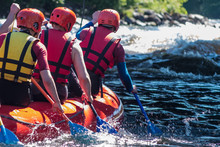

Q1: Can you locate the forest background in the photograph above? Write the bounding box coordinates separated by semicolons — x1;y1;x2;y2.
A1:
0;0;219;20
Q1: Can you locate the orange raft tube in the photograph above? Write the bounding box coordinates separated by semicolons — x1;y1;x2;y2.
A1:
0;85;124;143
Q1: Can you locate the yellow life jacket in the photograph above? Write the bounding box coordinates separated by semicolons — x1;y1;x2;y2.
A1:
0;32;37;83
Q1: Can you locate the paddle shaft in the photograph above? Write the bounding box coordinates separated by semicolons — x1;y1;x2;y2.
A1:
87;100;118;134
133;93;163;135
133;93;150;122
87;101;98;117
31;77;71;122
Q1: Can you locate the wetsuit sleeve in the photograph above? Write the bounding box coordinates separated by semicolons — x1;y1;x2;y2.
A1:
32;41;49;71
76;21;94;40
114;43;133;92
117;62;133;93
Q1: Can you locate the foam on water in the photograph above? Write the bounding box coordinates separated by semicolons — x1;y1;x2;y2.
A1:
115;22;220;54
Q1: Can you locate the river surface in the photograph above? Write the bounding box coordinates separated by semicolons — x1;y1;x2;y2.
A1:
1;18;220;146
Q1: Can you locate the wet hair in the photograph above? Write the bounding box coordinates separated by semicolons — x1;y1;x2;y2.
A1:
19;26;31;35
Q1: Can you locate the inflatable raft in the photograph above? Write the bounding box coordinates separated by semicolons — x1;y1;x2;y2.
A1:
0;85;124;143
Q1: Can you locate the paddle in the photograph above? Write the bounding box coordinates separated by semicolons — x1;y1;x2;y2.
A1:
87;101;117;134
31;77;89;135
0;116;19;145
133;93;163;136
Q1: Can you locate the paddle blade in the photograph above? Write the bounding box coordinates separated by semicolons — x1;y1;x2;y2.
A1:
146;121;163;136
133;93;163;136
68;121;90;135
0;126;19;145
96;116;117;134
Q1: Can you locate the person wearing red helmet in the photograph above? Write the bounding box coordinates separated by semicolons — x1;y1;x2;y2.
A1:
0;8;63;112
0;3;20;35
76;9;137;96
32;7;93;103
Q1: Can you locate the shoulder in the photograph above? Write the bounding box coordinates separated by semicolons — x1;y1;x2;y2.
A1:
71;42;84;59
114;43;125;63
33;40;46;49
0;33;7;39
32;40;47;55
0;33;7;45
115;43;125;54
80;28;90;40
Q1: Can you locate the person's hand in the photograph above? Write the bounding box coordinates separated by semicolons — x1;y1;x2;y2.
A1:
88;95;93;103
10;3;20;15
52;102;64;113
91;10;101;24
131;85;138;94
82;93;93;103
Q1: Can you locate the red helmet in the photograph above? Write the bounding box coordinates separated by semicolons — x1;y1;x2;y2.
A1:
50;7;76;32
98;9;120;32
17;8;45;33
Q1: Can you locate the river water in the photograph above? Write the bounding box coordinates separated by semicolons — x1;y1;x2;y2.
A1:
1;18;220;146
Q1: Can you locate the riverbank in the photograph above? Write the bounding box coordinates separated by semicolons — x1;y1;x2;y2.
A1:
0;8;218;29
73;8;219;28
121;9;218;28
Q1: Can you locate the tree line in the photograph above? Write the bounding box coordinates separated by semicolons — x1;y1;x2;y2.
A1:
0;0;219;19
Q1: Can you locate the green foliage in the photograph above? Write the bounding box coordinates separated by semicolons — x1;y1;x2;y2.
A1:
0;0;187;18
123;9;135;18
65;0;120;16
123;0;188;14
0;0;219;19
0;0;64;18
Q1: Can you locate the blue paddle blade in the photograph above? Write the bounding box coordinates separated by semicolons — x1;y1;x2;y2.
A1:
133;93;163;136
96;116;117;134
0;126;19;145
147;121;163;136
68;121;89;135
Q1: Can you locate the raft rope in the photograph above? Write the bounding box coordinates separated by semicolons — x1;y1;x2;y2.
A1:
0;110;83;127
1;115;38;127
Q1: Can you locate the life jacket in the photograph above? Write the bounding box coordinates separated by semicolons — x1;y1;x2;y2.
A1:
33;29;74;83
0;32;37;83
80;26;120;77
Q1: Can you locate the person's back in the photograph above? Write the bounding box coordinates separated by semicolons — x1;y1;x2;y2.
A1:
32;7;93;103
80;25;119;77
32;29;74;103
0;30;37;106
76;9;137;96
0;8;63;112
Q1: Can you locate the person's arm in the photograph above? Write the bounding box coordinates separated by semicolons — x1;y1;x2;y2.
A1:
40;70;63;112
117;62;135;93
33;41;63;112
76;10;100;40
0;3;20;34
115;44;137;93
71;42;93;102
76;22;93;40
